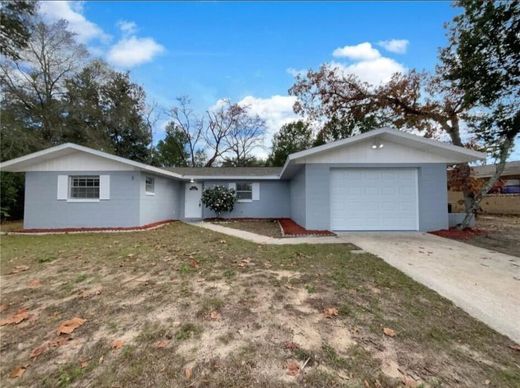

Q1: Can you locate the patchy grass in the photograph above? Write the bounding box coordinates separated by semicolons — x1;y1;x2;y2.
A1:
0;222;519;387
211;219;282;237
0;220;23;233
472;215;520;257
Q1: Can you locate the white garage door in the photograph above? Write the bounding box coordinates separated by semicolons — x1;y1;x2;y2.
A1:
330;168;418;231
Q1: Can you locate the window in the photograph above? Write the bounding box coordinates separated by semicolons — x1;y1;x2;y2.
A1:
69;176;100;199
145;176;155;194
236;182;252;201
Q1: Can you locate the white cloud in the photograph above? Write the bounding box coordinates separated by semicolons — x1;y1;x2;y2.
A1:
286;67;306;78
107;36;165;68
378;39;409;54
117;20;138;36
332;42;381;61
239;95;298;158
329;57;406;85
38;1;110;43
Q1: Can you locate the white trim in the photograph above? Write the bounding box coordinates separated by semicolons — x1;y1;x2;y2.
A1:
252;182;260;200
0;143;185;179
187;175;280;180
99;175;110;200
237;199;253;203
57;175;68;200
66;199;100;203
280;128;486;178
145;192;155;196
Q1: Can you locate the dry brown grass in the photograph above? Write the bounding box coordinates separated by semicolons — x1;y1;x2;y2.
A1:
0;222;519;387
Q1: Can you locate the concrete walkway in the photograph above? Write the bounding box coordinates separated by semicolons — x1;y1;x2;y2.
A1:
189;221;342;245
188;221;520;343
339;232;520;344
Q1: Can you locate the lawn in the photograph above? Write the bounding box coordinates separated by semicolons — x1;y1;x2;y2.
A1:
210;219;282;238
0;222;519;387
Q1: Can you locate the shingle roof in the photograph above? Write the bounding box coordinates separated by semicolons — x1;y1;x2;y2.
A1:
165;167;282;177
472;161;520;178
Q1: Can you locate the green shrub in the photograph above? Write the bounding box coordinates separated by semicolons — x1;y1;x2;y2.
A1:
201;185;236;218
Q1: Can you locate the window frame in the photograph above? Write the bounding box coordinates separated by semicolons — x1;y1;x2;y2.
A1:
68;175;100;201
145;176;155;195
235;182;253;202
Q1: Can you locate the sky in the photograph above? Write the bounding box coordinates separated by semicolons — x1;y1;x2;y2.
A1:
37;1;519;160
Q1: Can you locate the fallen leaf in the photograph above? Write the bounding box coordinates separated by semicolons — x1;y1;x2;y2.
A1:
30;343;48;359
484;380;491;385
112;339;124;350
283;341;300;350
509;344;520;351
79;359;89;368
184;366;193;379
287;360;300;376
57;317;86;335
209;311;221;320
28;279;42;288
190;259;200;269
10;265;29;274
0;308;29;326
154;339;170;349
383;327;397;337
31;336;70;358
0;304;8;312
323;307;338;318
9;365;26;379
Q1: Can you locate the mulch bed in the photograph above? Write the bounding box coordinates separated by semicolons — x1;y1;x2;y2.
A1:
430;228;487;241
278;218;335;237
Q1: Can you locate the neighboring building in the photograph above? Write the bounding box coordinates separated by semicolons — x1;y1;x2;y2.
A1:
0;128;485;231
473;161;520;194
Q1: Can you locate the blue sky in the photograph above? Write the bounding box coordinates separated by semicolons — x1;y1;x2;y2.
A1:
37;1;518;160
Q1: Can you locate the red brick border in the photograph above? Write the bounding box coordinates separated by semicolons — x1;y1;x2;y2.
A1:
6;220;175;234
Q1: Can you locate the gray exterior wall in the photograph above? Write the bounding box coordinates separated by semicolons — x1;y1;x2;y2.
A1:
289;167;306;227
418;164;449;231
24;171;141;229
302;163;449;232
138;172;182;225
200;180;290;219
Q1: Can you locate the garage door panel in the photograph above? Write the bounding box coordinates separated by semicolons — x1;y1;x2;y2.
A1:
330;168;418;231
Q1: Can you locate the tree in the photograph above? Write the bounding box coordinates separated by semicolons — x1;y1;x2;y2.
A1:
205;100;242;167
267;121;313;166
102;72;153;162
289;66;477;211
0;0;36;60
1;20;89;144
63;60;114;150
440;0;520;227
201;185;237;218
221;104;266;167
164;97;206;167
153;123;190;167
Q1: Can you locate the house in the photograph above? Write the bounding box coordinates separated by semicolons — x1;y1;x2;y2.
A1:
473;161;520;194
0;128;485;231
448;161;520;215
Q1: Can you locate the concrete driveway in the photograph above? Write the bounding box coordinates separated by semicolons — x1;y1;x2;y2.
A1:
339;232;520;343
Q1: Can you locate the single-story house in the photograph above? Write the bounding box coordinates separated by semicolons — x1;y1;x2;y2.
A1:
0;128;485;232
473;161;520;194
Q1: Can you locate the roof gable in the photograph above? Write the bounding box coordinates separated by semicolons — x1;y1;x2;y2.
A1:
281;128;486;178
299;138;474;164
0;143;184;179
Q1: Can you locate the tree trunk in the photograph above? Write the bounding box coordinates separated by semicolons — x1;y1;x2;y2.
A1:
459;137;512;229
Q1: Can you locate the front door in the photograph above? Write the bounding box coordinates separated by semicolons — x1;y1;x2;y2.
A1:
184;183;202;218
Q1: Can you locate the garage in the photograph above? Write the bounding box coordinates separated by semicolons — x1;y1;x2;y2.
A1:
330;168;419;231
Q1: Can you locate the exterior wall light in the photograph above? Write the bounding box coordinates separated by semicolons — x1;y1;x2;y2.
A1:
190;178;195;183
371;141;384;149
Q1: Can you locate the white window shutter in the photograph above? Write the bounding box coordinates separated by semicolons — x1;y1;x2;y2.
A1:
228;182;236;191
252;182;260;200
57;175;68;200
100;175;110;200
